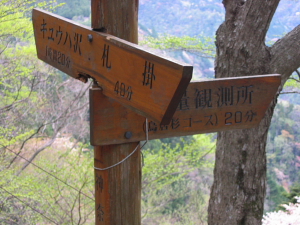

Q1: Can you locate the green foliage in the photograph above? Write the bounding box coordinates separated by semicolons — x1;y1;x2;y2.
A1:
0;145;94;224
142;134;215;224
0;0;64;150
138;0;225;38
283;72;300;89
265;171;288;212
278;183;300;211
268;102;296;142
141;35;215;58
1;0;298;223
55;0;91;19
0;1;60;45
267;102;300;180
140;33;216;79
145;136;195;152
0;1;92;223
0;40;56;151
266;100;300;211
267;182;300;212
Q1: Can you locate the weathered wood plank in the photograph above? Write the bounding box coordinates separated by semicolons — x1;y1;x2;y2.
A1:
91;0;138;44
32;8;192;125
90;74;281;145
94;143;141;224
90;1;141;224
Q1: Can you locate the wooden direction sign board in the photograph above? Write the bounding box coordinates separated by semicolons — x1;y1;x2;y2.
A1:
32;9;192;125
90;74;281;145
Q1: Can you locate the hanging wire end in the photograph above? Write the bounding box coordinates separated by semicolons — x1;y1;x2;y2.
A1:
94;118;149;171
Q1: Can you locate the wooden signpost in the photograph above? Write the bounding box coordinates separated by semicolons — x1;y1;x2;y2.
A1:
90;1;142;224
32;1;281;224
32;8;192;125
90;75;281;145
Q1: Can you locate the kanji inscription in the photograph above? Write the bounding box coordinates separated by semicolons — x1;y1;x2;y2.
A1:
32;9;192;125
90;75;281;145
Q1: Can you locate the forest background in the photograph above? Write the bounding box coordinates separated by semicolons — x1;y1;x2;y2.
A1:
1;0;300;224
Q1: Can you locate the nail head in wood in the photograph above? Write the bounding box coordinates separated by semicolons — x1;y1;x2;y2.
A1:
88;34;93;42
124;131;132;139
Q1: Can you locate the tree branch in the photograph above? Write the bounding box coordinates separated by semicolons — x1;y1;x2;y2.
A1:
270;25;300;84
7;124;44;168
222;0;244;22
280;91;300;95
289;77;300;83
295;70;300;80
16;126;62;175
0;40;11;55
215;0;281;78
242;0;280;34
222;0;280;38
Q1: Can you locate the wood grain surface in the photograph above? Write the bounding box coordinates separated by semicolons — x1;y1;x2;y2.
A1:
32;8;192;125
94;143;141;224
90;74;281;145
90;1;141;224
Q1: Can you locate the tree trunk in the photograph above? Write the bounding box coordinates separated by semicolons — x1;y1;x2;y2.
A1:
208;0;300;224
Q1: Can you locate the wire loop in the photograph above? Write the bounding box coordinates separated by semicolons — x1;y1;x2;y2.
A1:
94;118;149;171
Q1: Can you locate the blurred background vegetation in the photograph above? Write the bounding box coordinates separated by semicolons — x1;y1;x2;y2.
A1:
1;0;300;224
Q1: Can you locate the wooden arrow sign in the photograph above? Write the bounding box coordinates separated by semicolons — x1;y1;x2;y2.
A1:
90;74;281;145
32;9;192;125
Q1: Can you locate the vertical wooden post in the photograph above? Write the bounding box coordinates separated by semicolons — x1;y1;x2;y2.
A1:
90;0;140;224
91;0;138;43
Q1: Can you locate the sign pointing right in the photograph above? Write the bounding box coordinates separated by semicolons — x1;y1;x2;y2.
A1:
90;74;281;145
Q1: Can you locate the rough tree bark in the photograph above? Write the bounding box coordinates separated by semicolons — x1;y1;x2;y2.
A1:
208;1;300;224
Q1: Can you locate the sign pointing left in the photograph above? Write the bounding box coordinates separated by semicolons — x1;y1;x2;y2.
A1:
32;9;193;125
